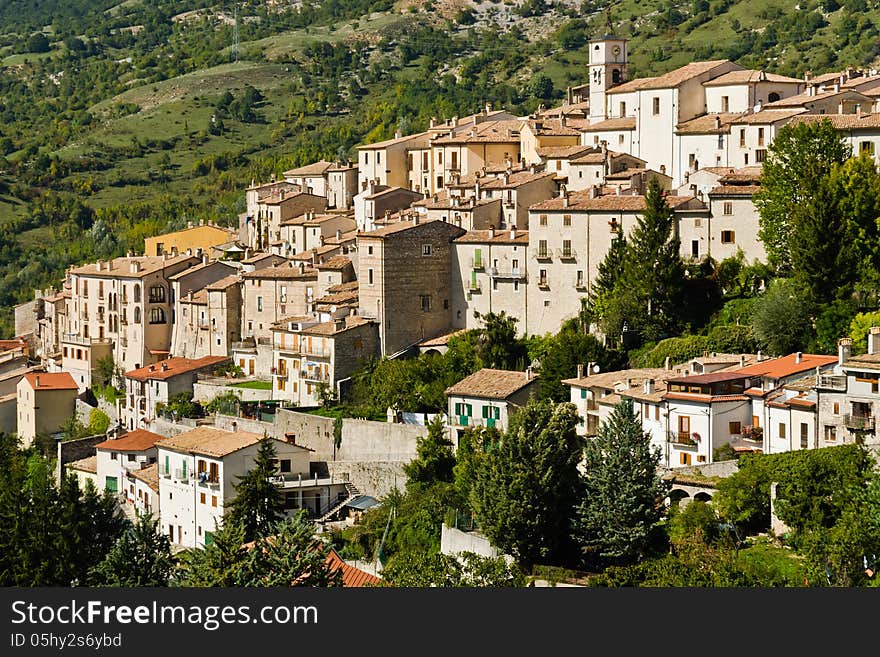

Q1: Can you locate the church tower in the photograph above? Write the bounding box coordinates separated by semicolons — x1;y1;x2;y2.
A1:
588;36;628;122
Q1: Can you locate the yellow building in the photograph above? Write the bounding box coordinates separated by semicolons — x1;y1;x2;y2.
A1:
144;223;237;258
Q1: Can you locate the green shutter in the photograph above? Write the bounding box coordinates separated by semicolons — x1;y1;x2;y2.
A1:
581;389;587;399
494;407;500;419
474;248;482;268
204;531;214;546
164;455;169;474
105;476;118;493
482;405;489;419
466;403;472;416
182;460;187;478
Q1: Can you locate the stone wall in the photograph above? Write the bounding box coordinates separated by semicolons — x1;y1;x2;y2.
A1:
440;524;513;564
192;381;274;404
55;434;104;484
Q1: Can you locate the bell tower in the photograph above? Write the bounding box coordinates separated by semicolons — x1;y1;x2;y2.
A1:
588;36;628;122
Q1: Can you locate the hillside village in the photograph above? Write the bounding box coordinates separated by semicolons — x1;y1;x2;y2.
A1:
5;36;880;575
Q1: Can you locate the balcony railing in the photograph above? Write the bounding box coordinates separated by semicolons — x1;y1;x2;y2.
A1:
844;414;875;431
470;257;485;270
468;280;482;292
196;472;220;487
537;278;550;289
301;347;331;358
557;248;577;261
174;469;192;482
586;400;599;412
668;431;698;446
817;374;847;391
301;370;329;383
533;249;552;261
489;267;526;280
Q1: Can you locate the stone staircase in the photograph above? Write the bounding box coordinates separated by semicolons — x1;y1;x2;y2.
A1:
317;481;361;523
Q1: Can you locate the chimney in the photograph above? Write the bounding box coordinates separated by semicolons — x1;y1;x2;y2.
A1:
664;356;671;371
626;377;634;388
757;350;763;362
754;100;762;112
473;114;478;126
510;227;516;240
412;214;419;226
560;114;567;128
35;375;40;388
795;351;802;364
452;116;459;128
130;261;140;274
804;70;813;82
161;361;169;371
149;365;155;372
644;379;655;394
334;317;346;331
714;115;721;130
591;185;600;199
526;366;534;380
839;337;852;365
577;363;584;379
868;327;880;355
336;229;342;241
740;355;746;368
503;171;510;185
394;130;402;139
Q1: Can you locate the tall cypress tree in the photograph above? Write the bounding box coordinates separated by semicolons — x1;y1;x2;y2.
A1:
586;231;626;324
226;437;285;541
91;512;174;586
573;399;669;567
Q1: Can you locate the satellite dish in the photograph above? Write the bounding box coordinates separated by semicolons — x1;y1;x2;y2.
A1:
592;364;601;374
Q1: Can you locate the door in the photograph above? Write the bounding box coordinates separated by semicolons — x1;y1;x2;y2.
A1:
177;526;182;544
678;416;690;434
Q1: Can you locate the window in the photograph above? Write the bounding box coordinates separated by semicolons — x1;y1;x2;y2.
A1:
717;134;724;149
755;149;766;163
562;239;572;258
576;270;584;288
655;406;660;421
723;201;733;215
127;454;136;462
148;286;166;303
539;269;548;286
376;152;381;165
652;97;660;115
757;128;764;146
619;101;626;116
368;269;374;285
744;153;749;165
133;307;141;324
721;230;735;244
149;308;166;324
833;402;839;414
739;129;746;148
420;295;431;312
563;214;571;227
643;404;649;418
825;425;837;442
618;134;625;145
721;95;729;112
768;92;780;102
729;421;741;435
779;423;786;440
697;455;707;463
861;141;875;156
200;492;206;504
538;240;548;258
211;496;217;507
539;214;548;226
422;244;433;256
280;459;291;473
680;453;692;465
105;476;118;493
367;246;373;255
800;423;809;449
257;296;263;312
110;452;118;461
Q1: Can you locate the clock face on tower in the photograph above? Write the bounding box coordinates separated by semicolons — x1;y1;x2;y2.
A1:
612;45;621;56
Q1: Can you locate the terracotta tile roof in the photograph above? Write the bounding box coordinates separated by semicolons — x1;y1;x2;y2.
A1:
260;191;326;206
606;77;659;95
242;263;318;280
67;455;97;474
536;145;597;159
363;186;423;201
530;192;696;212
328;281;358;294
453;229;529;245
571;150;644;166
180;289;207;305
316;255;352;270
247;180;299;194
314;288;359;305
70;255;199;279
167;260;234;281
710;185;760;196
445;368;538;399
676;112;748;134
419;329;467;348
528;118;582;136
356;131;430;150
842;352;880;371
412;192;498;211
125;356;229;382
786;396;816;409
636;60;736;90
129;463;159;492
241;252;279;264
605;167;671;181
786;113;880;130
271;316;319;331
764;88;871;108
703;70;803;86
283;160;334;177
663;392;749;403
156;426;268;458
434;119;523;144
359;218;466;240
326;549;382;587
23;372;77;391
734;353;837;379
580;117;636;132
730;108;806;124
95;429;163;452
719;166;763;183
540;101;590;117
204;275;241;291
665;371;749;385
0;339;28;352
300;315;374;336
480;171;556;189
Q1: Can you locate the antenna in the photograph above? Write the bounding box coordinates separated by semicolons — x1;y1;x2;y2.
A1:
232;5;239;63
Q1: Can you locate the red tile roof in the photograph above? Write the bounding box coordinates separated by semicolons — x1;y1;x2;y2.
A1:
326;549;382;587
125;356;229;382
733;353;837;379
23;372;77;391
95;429;163;452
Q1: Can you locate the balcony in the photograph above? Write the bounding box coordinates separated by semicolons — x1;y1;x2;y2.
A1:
557;248;577;261
470;257;485;270
174;469;192;482
159;464;171;478
586;399;599;412
668;431;698;447
817;374;847;391
537;278;550;290
196;472;220;488
489;267;526;280
844;414;875;431
301;347;331;358
301;370;329;383
468;279;482;293
503;201;515;209
533;249;552;261
120;337;128;348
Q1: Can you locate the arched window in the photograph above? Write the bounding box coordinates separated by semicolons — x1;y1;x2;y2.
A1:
612;68;621;84
768;92;780;102
133;284;141;303
149;285;166;303
150;308;166;324
133;307;141;324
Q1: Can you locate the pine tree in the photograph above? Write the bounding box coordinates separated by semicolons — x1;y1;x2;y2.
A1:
91;512;174;586
604;178;686;342
226;437;285;541
573;399;669;567
403;416;456;490
585;231;626;324
470;398;584;570
174;519;248;586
